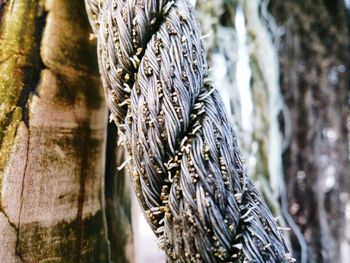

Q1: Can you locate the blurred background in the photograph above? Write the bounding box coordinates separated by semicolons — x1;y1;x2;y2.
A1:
0;0;349;262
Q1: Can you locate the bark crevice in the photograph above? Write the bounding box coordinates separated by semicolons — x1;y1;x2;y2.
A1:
15;128;30;263
20;7;48;127
0;208;18;232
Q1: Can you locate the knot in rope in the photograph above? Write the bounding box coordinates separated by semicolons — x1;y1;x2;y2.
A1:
85;0;293;262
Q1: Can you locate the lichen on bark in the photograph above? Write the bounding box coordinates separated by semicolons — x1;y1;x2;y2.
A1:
0;0;114;262
0;0;46;193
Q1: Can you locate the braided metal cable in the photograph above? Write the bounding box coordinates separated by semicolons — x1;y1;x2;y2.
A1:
85;0;293;262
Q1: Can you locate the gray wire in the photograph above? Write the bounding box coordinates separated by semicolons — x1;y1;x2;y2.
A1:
85;0;293;262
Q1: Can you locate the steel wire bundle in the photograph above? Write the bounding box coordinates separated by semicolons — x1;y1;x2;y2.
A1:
85;0;293;262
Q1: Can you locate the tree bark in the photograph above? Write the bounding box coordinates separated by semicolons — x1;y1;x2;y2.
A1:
269;1;350;262
0;0;128;261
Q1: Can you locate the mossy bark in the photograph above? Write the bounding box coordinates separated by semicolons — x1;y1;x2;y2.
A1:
0;0;132;262
269;1;350;262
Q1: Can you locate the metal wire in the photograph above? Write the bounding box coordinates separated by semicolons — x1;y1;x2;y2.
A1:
85;0;293;262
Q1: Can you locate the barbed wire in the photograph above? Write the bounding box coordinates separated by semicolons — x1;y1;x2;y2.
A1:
85;0;293;262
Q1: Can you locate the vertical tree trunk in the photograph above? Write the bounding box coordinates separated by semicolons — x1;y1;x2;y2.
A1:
0;0;126;261
270;1;350;262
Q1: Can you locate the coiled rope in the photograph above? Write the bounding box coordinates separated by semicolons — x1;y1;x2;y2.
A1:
85;0;293;262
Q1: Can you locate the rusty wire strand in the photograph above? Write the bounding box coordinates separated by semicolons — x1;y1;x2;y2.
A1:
85;0;293;262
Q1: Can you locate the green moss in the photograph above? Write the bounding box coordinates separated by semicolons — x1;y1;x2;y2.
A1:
0;0;44;175
17;211;109;263
0;107;22;163
0;1;110;261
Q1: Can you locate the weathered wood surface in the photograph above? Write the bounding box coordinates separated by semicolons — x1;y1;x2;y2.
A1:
0;0;118;261
270;1;350;262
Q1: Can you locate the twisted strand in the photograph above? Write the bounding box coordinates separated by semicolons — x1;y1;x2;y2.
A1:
85;0;293;262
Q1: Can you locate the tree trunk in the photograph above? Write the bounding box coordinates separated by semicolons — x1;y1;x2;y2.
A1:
0;0;132;261
269;1;350;262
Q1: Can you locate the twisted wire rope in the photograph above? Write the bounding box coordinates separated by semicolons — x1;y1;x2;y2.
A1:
85;0;293;262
